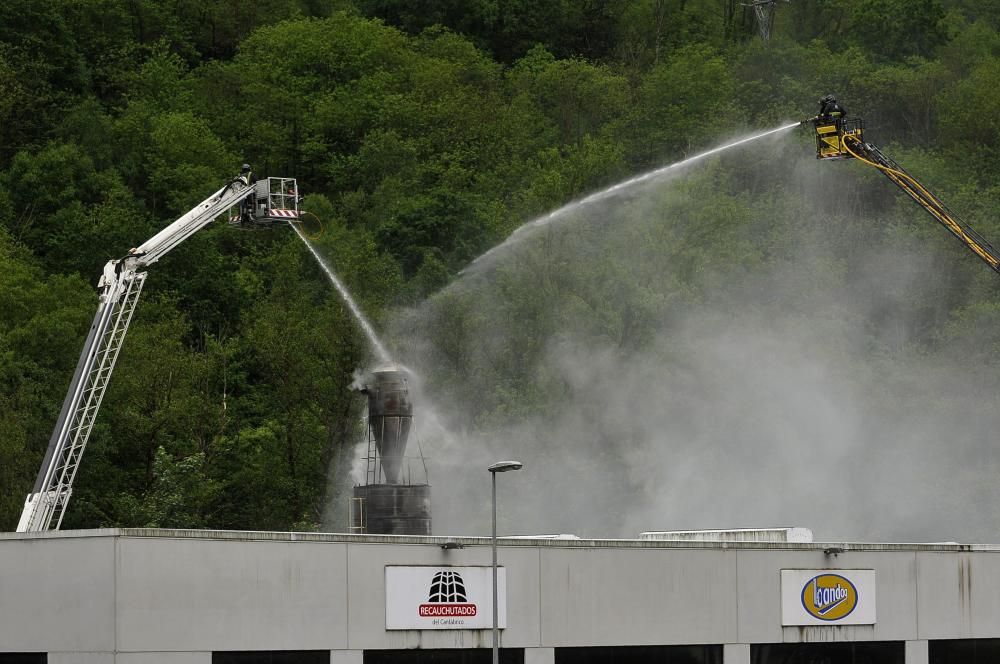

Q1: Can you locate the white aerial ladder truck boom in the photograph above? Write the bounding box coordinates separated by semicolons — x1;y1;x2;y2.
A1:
17;172;299;532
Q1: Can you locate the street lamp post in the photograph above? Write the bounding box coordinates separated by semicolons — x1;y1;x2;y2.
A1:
488;460;523;664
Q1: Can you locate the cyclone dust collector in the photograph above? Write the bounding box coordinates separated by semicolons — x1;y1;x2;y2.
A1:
351;365;431;535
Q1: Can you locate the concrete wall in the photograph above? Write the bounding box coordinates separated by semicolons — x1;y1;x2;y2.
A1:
539;547;737;647
2;530;1000;659
916;552;1000;639
115;537;351;652
0;532;115;653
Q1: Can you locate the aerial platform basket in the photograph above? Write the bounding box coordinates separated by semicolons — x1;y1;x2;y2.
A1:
230;177;300;226
813;117;864;160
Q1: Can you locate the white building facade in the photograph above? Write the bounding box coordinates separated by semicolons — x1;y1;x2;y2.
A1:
1;529;997;663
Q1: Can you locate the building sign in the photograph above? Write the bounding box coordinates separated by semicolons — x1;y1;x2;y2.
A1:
781;569;876;625
385;566;506;630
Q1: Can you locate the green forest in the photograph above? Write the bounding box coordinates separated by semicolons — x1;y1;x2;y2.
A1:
4;0;1000;539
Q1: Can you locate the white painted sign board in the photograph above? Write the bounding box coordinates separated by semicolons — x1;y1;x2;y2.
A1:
385;565;506;630
781;569;876;625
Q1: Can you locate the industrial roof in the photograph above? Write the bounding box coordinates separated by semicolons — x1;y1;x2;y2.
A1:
2;527;998;553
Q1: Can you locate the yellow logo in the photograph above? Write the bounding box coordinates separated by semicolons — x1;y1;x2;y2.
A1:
801;574;858;621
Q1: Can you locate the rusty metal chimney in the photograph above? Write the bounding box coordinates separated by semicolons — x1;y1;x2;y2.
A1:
362;365;412;484
352;364;430;535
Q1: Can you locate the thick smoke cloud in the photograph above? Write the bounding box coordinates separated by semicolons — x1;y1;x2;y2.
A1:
373;131;1000;543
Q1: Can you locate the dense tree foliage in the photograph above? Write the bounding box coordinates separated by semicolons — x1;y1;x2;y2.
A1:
1;0;998;537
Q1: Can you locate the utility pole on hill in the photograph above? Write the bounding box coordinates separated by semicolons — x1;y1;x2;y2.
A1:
743;0;789;41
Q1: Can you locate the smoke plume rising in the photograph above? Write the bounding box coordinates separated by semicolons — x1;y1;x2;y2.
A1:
387;132;1000;543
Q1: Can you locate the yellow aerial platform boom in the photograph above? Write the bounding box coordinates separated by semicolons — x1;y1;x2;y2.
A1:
805;97;1000;274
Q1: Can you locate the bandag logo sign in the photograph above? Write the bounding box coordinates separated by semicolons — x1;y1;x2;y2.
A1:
801;573;858;621
781;569;875;626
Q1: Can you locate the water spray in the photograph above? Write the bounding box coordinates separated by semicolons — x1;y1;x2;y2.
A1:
288;219;434;533
288;219;392;363
462;122;801;276
297;211;325;240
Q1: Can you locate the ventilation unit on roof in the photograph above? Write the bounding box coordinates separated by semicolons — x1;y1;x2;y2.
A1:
638;528;813;543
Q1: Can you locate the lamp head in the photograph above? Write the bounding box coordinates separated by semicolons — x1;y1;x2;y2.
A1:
488;460;523;473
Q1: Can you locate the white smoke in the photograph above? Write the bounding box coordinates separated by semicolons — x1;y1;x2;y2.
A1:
349;367;367;392
387;134;1000;543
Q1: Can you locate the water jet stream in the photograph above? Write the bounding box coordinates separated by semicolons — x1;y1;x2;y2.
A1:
462;122;801;276
289;220;392;363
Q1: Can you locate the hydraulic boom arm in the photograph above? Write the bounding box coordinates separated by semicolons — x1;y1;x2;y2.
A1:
806;102;1000;275
17;174;299;532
